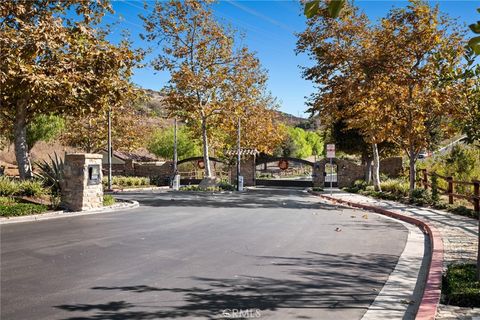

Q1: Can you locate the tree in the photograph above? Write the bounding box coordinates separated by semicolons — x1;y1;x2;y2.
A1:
469;8;480;54
0;1;142;179
457;49;480;144
352;2;464;192
305;0;346;19
147;126;201;160
331;120;398;183
275;126;323;159
61;105;149;153
297;3;386;190
142;0;256;178
27;114;65;150
298;1;464;192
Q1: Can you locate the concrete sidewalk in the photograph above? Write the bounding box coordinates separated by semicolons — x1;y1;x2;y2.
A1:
317;190;480;320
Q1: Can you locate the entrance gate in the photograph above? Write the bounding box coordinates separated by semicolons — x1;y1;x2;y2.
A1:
177;157;228;185
255;156;314;188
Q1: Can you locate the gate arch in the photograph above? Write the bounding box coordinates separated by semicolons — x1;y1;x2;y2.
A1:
177;156;227;185
255;156;314;187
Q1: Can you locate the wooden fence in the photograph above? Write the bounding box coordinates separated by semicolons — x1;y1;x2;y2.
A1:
418;169;479;213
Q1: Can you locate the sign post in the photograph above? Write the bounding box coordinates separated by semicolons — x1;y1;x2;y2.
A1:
326;144;335;195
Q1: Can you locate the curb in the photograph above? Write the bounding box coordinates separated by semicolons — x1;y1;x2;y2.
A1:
0;199;139;225
310;191;443;320
106;186;170;193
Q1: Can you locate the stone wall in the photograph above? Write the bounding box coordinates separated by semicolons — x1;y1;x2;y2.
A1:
314;158;365;188
61;153;103;211
133;161;173;178
379;157;403;177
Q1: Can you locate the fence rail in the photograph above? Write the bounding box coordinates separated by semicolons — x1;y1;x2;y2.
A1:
418;169;479;213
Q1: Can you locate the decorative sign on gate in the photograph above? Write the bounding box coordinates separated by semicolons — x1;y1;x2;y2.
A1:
278;159;289;170
197;159;205;169
326;144;335;158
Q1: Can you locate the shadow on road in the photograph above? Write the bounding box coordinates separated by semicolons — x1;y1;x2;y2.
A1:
55;251;408;320
118;187;339;211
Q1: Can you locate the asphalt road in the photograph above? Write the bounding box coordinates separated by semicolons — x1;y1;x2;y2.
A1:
1;187;407;320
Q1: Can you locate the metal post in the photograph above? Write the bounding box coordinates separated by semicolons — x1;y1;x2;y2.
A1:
107;109;112;191
237;116;241;191
330;157;333;195
173;117;178;175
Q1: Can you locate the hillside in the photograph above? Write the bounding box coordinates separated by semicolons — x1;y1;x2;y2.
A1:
140;89;308;127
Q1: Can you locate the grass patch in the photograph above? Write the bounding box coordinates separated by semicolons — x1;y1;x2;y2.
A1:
103;195;116;206
0;203;48;217
443;263;480;307
312;187;324;192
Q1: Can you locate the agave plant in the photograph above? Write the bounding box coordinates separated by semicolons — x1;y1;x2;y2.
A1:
34;153;64;196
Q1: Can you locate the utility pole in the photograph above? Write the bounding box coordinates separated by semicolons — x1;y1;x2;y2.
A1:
173;117;178;175
237;116;241;191
107;109;112;191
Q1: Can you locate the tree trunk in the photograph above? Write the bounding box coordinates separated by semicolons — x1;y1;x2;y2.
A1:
14;100;32;179
364;155;372;185
409;144;416;193
201;117;212;178
372;143;381;191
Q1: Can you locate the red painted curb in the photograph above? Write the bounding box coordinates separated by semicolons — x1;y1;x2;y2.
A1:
310;192;443;320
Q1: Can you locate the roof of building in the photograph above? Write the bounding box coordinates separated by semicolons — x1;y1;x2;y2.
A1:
102;149;158;162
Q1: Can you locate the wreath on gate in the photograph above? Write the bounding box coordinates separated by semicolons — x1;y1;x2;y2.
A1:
278;159;289;170
197;159;205;169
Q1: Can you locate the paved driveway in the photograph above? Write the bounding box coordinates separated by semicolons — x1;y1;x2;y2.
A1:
1;187;407;320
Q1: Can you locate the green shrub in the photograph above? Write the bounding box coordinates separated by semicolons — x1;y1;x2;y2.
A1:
0;197;16;206
380;178;409;197
344;180;367;193
104;176;151;188
179;185;221;192
0;177;20;196
18;180;46;197
0;177;47;197
34;153;64;195
431;174;440;203
409;188;432;206
447;205;477;220
0;203;48;217
150;175;167;186
218;181;235;191
442;263;480;307
103;195;116;206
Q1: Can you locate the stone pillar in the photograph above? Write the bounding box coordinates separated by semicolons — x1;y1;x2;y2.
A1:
230;156;256;186
313;161;324;188
61;153;103;211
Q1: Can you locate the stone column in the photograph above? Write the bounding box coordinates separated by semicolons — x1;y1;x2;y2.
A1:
230;156;255;186
312;161;324;188
61;153;103;211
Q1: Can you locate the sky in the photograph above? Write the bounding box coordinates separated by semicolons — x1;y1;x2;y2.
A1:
105;0;480;117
